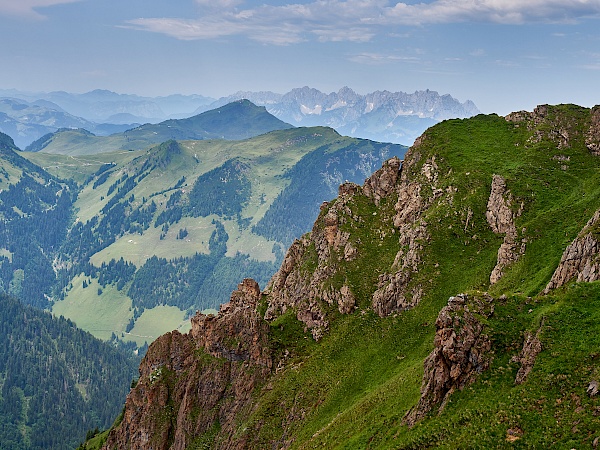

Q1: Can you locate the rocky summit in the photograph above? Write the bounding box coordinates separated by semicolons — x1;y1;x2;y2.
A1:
96;104;600;449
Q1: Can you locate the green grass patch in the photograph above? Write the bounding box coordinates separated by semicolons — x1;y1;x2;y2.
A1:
126;305;191;347
52;274;133;341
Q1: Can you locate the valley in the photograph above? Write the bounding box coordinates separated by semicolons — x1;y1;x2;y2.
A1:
0;102;407;348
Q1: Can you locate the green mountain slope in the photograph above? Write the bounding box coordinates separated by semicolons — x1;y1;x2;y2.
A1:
26;100;293;155
19;127;406;346
0;293;138;450
95;104;600;449
0;134;74;309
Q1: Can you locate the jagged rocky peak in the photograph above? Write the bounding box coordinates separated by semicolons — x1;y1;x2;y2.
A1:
264;155;405;339
101;279;272;450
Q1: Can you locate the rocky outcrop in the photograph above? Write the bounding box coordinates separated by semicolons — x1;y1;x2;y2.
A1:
371;152;434;316
586;106;600;156
511;322;544;385
486;174;525;284
404;294;494;426
101;279;272;450
363;156;401;206
264;159;404;338
544;209;600;293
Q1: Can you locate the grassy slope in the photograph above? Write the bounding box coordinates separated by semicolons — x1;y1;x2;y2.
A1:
53;274;191;344
22;150;139;185
26;127;397;345
233;106;600;448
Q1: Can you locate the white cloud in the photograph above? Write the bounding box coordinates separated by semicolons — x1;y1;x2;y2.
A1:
125;0;600;44
385;0;600;25
195;0;243;6
348;52;421;64
470;49;486;57
313;27;375;43
0;0;81;19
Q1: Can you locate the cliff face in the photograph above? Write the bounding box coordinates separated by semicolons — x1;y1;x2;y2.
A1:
101;104;600;449
544;208;600;292
102;280;272;450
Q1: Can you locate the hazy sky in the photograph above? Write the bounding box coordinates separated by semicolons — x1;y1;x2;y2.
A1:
1;0;600;114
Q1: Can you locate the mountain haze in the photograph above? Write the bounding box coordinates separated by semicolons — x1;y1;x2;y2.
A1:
0;97;138;149
205;86;480;145
26;100;293;154
0;89;214;123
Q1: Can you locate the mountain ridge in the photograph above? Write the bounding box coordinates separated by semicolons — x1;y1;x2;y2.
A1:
25;100;294;154
96;103;600;449
204;86;480;145
1;87;478;148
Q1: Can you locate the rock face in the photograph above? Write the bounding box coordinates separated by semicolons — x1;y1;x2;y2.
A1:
362;156;401;206
371;150;435;316
586;106;600;156
544;209;600;293
511;322;544;385
101;279;272;450
404;294;494;426
486;174;525;284
264;158;403;338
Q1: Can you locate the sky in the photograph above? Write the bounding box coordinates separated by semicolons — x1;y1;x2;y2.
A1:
1;0;600;115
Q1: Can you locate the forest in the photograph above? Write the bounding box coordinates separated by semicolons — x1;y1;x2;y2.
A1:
0;293;137;450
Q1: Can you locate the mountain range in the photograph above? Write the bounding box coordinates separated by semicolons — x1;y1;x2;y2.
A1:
83;103;600;449
0;97;137;149
0;101;408;350
0;87;479;148
205;86;480;145
25;100;293;154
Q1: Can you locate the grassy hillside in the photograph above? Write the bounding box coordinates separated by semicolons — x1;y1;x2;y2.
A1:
93;104;600;448
20;126;406;346
253;105;600;448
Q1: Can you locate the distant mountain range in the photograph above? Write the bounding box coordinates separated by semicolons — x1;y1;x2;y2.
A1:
0;87;479;147
204;86;480;145
0;97;137;149
26;100;293;154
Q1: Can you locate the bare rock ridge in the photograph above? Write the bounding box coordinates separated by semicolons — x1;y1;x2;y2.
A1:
371;145;432;316
404;294;494;426
264;156;404;339
544;208;600;293
485;174;526;284
586;105;600;156
102;279;272;450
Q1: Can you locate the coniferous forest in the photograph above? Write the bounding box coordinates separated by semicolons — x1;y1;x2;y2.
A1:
0;293;137;449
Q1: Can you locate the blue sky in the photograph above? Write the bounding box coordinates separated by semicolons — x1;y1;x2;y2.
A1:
1;0;600;114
